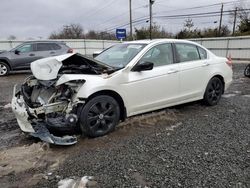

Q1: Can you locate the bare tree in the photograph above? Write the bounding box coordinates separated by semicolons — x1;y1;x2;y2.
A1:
7;35;16;40
184;18;194;31
50;24;85;39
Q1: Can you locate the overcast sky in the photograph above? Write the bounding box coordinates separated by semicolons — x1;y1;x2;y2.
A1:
0;0;248;39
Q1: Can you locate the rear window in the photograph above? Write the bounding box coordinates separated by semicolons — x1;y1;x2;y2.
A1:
50;43;62;50
175;43;200;62
36;43;51;51
198;47;207;59
36;43;62;51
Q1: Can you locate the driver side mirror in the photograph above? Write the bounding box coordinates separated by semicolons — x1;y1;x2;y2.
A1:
132;61;154;72
14;50;20;55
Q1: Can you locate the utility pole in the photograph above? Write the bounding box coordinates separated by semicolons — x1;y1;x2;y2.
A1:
129;0;133;40
218;3;224;37
232;7;237;36
149;0;155;40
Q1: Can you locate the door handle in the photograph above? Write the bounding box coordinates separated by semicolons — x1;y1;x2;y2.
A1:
50;51;55;54
29;53;35;56
167;69;178;74
202;62;210;67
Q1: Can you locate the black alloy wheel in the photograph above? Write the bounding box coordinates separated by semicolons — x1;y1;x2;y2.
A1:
79;95;120;137
244;64;250;77
204;77;223;106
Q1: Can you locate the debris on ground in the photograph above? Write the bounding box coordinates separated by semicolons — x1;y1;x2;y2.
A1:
58;176;97;188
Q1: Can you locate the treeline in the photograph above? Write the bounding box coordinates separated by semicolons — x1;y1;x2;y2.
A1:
49;24;116;40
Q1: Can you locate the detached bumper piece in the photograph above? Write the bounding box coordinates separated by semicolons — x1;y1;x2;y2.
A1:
31;122;77;145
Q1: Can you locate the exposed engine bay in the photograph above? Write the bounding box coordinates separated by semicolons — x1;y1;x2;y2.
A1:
12;76;83;145
12;53;118;145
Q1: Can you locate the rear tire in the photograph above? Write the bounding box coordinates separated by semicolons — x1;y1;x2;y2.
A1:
244;64;250;77
0;61;10;76
79;95;120;138
203;77;223;106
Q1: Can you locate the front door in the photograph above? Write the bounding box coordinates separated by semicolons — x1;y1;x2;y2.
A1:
10;43;38;69
123;43;180;116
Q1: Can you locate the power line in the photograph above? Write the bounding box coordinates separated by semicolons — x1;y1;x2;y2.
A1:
83;0;117;20
100;0;250;32
97;4;148;30
156;0;244;14
155;9;250;19
104;8;250;32
103;1;238;31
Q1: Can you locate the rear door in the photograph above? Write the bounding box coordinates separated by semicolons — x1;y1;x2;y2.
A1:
175;42;210;100
35;43;54;58
36;43;65;57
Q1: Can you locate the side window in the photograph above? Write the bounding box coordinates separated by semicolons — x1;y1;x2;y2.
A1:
198;47;207;59
175;43;200;62
17;44;33;53
36;43;52;51
51;43;61;50
139;43;173;67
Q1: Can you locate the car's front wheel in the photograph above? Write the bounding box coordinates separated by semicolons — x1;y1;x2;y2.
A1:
0;61;10;76
203;77;223;106
79;95;120;137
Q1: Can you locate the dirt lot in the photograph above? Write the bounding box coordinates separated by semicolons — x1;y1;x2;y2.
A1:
0;64;250;188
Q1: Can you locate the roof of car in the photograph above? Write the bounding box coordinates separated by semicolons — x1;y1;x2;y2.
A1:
22;41;65;44
125;39;198;45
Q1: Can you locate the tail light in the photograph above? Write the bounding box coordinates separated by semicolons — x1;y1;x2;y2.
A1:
67;48;73;53
226;54;232;68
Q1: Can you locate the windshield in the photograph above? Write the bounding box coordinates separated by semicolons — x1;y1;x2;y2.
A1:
95;43;146;68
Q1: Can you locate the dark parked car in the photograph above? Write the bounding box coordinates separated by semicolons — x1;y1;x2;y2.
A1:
0;41;73;76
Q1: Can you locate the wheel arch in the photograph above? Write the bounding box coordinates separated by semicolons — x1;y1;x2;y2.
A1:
211;74;225;94
0;58;12;70
204;74;225;96
85;90;127;121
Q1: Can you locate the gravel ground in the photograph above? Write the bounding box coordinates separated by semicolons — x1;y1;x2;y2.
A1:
34;63;249;188
0;64;249;188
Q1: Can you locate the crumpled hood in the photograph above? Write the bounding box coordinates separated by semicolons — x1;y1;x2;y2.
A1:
30;53;112;81
31;53;73;80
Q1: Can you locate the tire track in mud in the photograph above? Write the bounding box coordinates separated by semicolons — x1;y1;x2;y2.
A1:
0;105;180;188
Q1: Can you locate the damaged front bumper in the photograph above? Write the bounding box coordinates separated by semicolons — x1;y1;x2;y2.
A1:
11;85;77;145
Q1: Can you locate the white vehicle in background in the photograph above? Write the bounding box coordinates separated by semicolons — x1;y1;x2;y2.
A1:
12;39;233;145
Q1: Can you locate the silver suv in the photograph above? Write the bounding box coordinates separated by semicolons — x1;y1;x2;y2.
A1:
0;41;73;76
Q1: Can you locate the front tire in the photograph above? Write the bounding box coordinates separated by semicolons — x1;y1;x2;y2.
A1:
244;64;250;77
79;95;120;137
0;61;10;76
203;77;223;106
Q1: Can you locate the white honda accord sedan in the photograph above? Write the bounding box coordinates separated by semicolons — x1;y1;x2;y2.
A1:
12;39;233;145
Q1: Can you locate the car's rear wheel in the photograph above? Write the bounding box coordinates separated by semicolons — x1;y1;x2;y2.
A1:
0;61;10;76
203;77;223;106
244;64;250;77
79;95;120;137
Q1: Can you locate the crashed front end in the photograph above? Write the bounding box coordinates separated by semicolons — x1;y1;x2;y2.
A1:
11;53;113;145
12;76;83;145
